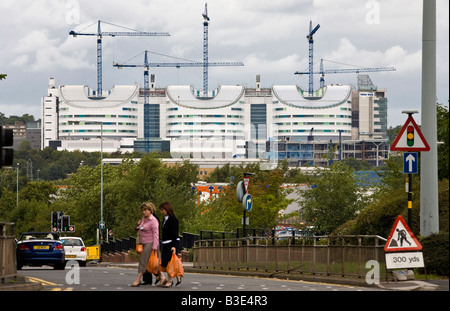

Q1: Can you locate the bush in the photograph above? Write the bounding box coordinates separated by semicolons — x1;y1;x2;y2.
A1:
420;232;449;276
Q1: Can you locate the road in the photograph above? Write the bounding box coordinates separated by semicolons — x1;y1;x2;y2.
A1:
18;265;381;292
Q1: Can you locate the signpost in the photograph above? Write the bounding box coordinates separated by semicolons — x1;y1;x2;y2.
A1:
391;112;430;228
237;173;255;239
403;152;418;174
390;113;430;152
384;215;424;270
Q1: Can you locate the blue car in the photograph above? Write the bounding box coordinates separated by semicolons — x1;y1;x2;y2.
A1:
16;232;65;270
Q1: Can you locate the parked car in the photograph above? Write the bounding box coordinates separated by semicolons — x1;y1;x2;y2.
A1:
61;237;87;267
16;232;65;270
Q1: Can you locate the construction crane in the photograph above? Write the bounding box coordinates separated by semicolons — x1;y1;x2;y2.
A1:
306;21;320;95
202;3;210;96
295;58;396;90
69;20;170;96
115;3;243;99
198;3;244;96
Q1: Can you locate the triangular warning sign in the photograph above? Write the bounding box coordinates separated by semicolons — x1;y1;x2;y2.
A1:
243;177;250;193
390;116;430;151
385;215;422;252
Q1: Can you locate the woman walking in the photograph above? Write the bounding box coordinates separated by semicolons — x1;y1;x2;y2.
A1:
158;201;181;287
131;202;160;287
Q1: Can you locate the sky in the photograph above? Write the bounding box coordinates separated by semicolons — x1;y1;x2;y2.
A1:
0;0;448;127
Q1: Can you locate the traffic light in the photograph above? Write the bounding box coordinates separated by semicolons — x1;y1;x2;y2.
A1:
62;215;70;232
0;126;14;168
51;212;59;232
57;211;64;231
407;125;414;147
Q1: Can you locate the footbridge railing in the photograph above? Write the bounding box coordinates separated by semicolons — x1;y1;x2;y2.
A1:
193;235;388;279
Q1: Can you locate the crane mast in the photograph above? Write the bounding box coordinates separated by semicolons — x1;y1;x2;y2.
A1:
202;3;210;96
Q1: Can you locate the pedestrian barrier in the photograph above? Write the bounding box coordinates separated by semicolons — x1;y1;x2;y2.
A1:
193;235;388;279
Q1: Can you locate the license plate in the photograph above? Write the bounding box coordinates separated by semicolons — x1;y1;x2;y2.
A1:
66;255;76;258
34;245;50;250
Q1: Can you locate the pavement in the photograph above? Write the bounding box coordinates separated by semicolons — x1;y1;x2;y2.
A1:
2;261;447;291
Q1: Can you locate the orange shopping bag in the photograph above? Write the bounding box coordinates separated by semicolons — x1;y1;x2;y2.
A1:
166;252;178;278
146;250;159;274
175;255;184;277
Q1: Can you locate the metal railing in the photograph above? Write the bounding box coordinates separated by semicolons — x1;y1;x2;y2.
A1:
1;222;17;283
193;235;388;279
101;236;137;253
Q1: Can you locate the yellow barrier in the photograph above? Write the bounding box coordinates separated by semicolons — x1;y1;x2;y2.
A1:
86;246;100;260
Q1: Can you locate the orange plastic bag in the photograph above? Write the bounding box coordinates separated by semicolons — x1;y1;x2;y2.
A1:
146;250;159;274
175;255;184;277
166;252;177;278
135;244;143;254
166;252;184;278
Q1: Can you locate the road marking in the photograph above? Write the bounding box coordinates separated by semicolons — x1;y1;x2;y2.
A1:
26;276;57;286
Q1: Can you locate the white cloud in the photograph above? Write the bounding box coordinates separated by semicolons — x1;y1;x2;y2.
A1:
0;0;448;127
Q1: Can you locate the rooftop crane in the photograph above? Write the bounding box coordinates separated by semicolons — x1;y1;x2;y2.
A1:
115;3;243;98
306;21;320;95
69;20;170;96
295;58;396;90
202;3;210;96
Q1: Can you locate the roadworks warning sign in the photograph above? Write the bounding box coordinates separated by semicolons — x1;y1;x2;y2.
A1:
384;215;422;252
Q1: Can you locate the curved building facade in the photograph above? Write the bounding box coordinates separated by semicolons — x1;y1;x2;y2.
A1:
41;75;388;165
271;84;352;141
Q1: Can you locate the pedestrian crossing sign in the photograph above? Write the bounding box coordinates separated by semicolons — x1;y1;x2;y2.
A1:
384;215;422;252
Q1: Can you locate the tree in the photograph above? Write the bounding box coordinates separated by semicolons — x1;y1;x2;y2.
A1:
437;102;449;180
298;162;371;234
192;164;292;234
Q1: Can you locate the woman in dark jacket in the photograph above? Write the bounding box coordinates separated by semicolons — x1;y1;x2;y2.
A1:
159;201;180;287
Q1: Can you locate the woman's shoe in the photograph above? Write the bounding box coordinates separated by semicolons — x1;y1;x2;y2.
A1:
130;282;140;287
175;276;183;286
154;276;161;285
158;278;167;287
162;281;173;288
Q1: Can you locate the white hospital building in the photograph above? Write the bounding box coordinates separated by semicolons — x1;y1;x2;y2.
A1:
41;74;389;167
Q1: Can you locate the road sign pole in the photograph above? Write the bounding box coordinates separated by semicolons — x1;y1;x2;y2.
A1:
408;173;412;229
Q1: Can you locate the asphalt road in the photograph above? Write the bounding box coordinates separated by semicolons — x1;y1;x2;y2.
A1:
18;265;382;292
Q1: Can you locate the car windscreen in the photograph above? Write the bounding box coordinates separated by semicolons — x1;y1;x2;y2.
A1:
61;238;83;246
19;233;59;241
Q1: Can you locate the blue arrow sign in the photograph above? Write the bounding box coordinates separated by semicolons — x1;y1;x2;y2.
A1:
242;193;253;212
403;152;418;174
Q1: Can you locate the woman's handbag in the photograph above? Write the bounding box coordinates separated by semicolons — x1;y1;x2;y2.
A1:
146;249;159;274
136;244;143;254
135;231;143;254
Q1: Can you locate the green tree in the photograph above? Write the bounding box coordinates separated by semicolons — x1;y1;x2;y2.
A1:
437;102;449;180
192;164;292;234
298;162;371;234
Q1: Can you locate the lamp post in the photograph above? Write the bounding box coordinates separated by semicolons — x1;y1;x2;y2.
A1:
100;122;104;244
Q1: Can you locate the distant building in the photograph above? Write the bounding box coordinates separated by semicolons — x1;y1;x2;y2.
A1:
41;74;389;166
